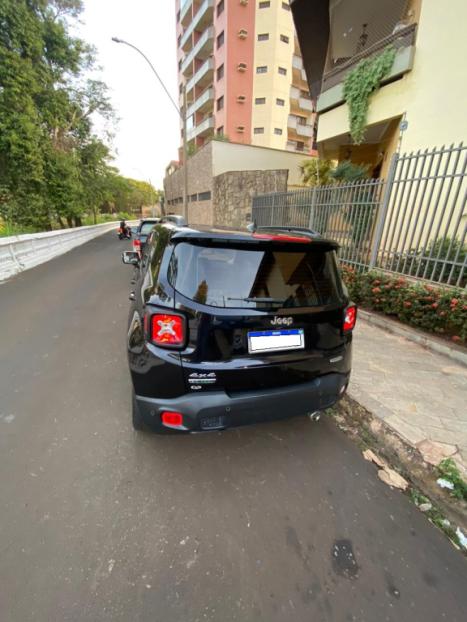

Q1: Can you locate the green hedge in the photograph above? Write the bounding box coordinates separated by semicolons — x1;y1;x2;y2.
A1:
341;266;467;344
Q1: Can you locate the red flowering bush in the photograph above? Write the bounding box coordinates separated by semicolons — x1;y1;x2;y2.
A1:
340;266;467;345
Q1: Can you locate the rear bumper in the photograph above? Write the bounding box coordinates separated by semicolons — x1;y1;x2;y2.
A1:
136;372;349;433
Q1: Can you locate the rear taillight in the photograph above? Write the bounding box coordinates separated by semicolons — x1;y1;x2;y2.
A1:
343;305;357;332
133;239;141;251
150;313;185;347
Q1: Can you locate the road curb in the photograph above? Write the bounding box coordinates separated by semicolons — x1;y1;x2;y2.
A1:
333;396;467;536
358;309;467;367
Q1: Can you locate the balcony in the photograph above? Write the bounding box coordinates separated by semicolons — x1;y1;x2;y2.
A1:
187;87;214;117
186;57;214;95
180;0;214;52
290;85;300;100
286;140;306;153
292;55;303;70
181;26;214;76
299;97;313;111
317;23;417;113
288;115;313;137
180;0;192;27
292;54;307;87
187;115;214;141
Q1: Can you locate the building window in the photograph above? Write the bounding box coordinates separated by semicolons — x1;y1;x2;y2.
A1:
216;95;224;111
297;116;307;125
296;141;305;151
276;98;285;106
278;66;287;75
178;59;182;71
217;0;224;16
177;35;181;46
282;2;290;10
217;126;224;135
190;194;198;202
177;10;180;21
257;33;269;41
280;34;289;44
179;83;183;93
274;128;283;135
217;31;224;49
254;127;264;134
259;1;270;7
217;63;224;81
198;191;212;201
255;97;266;105
256;65;267;74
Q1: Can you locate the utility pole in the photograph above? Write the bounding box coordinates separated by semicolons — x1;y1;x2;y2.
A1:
182;86;189;221
111;37;189;222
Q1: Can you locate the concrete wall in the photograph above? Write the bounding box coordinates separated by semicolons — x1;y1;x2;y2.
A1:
211;140;306;187
164;142;214;222
317;0;467;153
213;169;289;228
0;222;120;282
163;139;307;226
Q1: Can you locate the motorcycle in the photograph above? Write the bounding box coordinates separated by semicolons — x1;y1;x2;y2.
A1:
118;226;132;240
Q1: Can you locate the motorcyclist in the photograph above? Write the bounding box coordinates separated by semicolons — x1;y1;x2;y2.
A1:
119;219;130;238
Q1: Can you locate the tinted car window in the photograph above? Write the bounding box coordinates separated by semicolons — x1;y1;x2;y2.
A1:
139;222;157;235
170;242;344;308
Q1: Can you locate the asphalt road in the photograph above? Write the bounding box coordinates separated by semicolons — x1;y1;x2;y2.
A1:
0;232;466;622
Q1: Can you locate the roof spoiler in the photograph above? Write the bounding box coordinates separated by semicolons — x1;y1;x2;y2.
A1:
247;225;321;239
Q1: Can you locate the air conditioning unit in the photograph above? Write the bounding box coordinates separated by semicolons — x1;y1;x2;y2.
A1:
237;62;247;72
236;125;245;133
240;0;248;5
237;95;246;103
238;29;248;39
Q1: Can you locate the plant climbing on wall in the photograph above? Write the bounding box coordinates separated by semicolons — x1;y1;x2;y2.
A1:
343;47;397;144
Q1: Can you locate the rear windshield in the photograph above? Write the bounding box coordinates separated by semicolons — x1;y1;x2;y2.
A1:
170;242;344;309
139;222;156;235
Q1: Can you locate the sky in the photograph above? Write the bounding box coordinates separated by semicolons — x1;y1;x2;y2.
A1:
77;1;180;188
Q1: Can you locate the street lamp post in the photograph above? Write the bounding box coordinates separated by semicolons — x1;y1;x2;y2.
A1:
111;37;189;221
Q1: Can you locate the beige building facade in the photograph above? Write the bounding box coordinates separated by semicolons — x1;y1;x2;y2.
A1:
176;0;316;156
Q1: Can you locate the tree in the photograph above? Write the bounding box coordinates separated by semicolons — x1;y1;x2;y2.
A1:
300;158;335;187
0;0;116;230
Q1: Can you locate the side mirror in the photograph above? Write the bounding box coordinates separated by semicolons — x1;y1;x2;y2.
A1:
122;251;140;266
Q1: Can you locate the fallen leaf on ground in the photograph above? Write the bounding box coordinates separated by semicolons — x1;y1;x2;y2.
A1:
363;449;388;469
378;467;408;490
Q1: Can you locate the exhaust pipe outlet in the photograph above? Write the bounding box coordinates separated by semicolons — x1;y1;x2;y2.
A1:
309;411;321;422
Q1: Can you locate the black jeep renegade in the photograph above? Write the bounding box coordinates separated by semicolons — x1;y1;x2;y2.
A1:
122;223;356;433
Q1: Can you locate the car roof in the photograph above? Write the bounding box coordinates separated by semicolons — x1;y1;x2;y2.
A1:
165;224;338;248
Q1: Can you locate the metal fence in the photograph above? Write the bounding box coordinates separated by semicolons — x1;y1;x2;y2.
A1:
252;143;466;288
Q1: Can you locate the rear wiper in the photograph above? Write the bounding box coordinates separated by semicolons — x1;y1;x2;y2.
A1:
227;297;285;304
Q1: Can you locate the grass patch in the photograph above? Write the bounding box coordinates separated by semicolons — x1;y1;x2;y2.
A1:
437;459;467;501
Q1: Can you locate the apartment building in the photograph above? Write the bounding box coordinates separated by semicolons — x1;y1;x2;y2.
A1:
291;0;467;178
176;0;316;156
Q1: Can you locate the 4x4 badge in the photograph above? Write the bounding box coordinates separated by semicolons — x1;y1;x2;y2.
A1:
188;372;217;385
270;316;293;326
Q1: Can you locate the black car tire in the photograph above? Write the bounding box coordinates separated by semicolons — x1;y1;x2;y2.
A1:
132;390;145;431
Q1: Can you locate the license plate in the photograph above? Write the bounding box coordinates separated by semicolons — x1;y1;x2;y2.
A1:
248;328;305;354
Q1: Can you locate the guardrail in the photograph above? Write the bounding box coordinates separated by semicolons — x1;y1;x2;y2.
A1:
0;222;120;282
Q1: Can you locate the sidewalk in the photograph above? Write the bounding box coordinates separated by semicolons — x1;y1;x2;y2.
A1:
349;318;467;474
